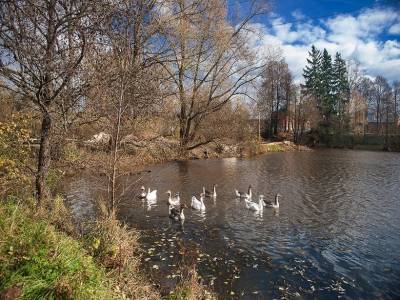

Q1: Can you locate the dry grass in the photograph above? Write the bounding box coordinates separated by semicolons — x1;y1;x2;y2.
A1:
85;215;160;300
167;266;216;300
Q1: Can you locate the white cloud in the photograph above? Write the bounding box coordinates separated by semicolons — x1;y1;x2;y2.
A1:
292;10;306;21
389;23;400;35
255;7;400;82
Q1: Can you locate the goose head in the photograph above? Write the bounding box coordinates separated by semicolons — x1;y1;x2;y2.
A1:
140;186;145;191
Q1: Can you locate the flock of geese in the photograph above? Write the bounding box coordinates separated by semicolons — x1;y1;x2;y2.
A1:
139;185;281;222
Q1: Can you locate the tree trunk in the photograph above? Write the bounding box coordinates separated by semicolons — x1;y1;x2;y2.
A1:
395;90;398;135
108;85;124;217
36;111;52;205
384;105;389;150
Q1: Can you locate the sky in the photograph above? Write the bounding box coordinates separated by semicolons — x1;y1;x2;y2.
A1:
231;0;400;83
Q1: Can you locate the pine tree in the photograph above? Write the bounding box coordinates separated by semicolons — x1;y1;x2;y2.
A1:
320;48;335;119
333;52;350;116
332;52;350;133
303;45;322;106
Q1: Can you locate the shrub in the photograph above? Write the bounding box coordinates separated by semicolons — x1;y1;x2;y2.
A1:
0;113;33;199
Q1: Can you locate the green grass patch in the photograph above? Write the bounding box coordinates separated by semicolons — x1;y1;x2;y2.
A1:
265;143;284;152
0;201;123;300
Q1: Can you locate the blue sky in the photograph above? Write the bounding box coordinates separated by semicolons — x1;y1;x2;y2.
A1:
231;0;400;82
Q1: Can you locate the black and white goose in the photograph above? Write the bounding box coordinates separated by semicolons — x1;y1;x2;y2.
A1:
203;184;217;198
263;193;281;209
235;185;252;199
169;204;187;221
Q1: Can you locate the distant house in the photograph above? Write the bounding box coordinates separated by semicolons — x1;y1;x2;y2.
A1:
268;110;311;136
272;111;293;132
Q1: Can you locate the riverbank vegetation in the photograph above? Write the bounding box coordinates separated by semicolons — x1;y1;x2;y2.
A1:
257;46;400;151
0;0;399;299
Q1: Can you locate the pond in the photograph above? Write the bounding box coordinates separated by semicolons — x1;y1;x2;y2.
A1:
64;149;400;299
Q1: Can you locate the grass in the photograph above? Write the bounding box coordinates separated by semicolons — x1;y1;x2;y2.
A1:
0;199;213;299
265;143;284;152
0;200;123;300
166;266;216;300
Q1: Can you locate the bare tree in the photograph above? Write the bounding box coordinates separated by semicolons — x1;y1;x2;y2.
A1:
90;0;164;216
290;86;320;143
393;81;400;133
258;52;292;137
159;0;267;150
0;0;93;205
373;76;391;135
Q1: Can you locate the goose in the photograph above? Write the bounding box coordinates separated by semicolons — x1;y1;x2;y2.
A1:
263;193;281;209
245;195;264;212
235;185;252;199
203;184;217;198
146;188;157;202
191;193;206;211
139;186;147;199
169;204;187;221
166;190;180;206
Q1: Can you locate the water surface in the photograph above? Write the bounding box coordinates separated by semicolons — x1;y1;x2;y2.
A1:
64;149;400;299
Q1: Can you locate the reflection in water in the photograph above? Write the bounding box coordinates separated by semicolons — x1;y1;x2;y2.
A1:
63;149;400;299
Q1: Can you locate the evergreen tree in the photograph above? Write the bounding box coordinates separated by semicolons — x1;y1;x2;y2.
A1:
320;48;335;119
303;45;322;105
303;46;351;135
333;52;350;118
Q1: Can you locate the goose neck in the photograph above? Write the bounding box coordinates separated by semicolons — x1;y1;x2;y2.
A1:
259;199;264;210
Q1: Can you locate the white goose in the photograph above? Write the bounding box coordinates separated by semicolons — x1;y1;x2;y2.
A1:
263;193;281;209
204;185;217;198
166;190;180;206
191;193;206;211
235;185;252;199
146;187;157;202
245;195;264;212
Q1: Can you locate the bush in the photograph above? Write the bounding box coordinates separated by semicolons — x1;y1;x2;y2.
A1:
0;113;33;199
